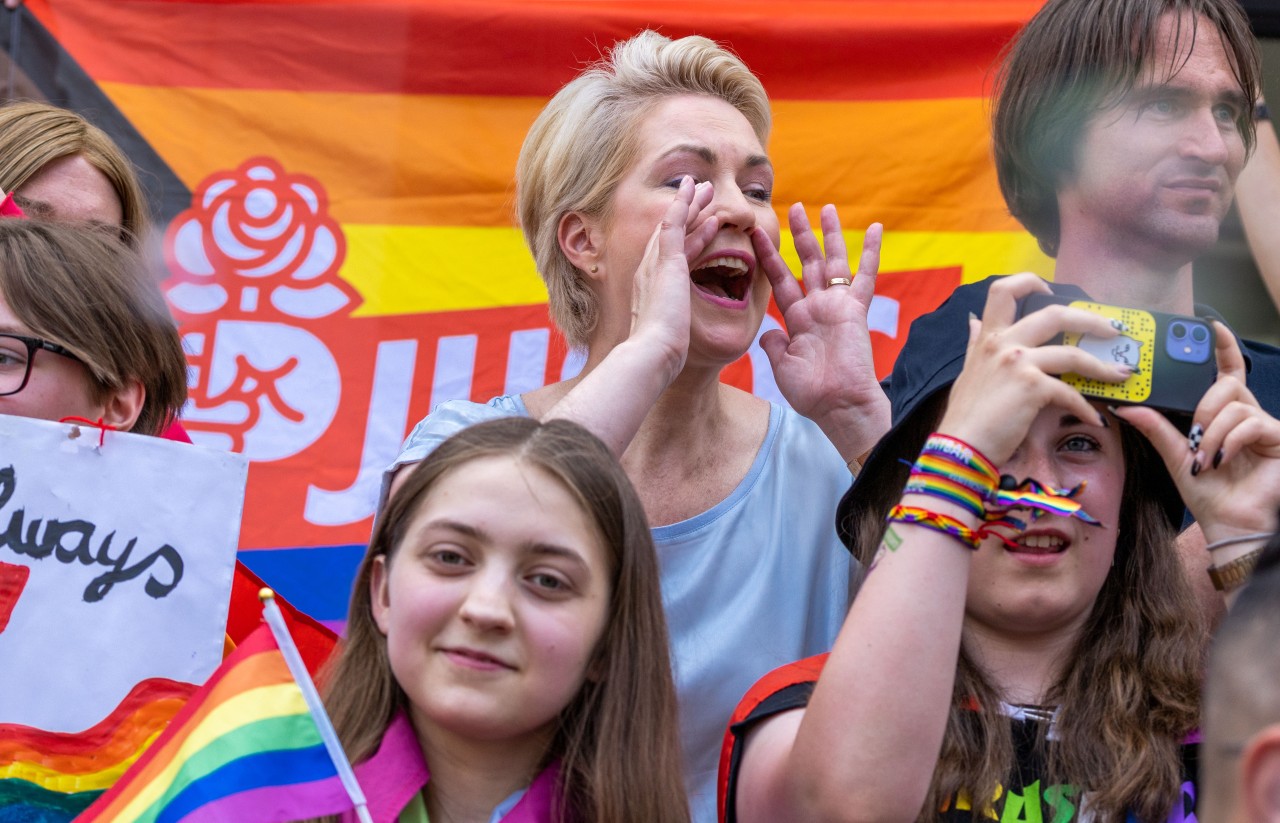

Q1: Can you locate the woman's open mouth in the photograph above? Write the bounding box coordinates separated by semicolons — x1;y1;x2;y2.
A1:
691;255;751;305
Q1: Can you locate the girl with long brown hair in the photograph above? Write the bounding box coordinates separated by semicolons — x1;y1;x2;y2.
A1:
320;417;687;823
720;274;1280;822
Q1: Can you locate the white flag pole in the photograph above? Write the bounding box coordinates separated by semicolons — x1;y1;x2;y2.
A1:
259;588;374;823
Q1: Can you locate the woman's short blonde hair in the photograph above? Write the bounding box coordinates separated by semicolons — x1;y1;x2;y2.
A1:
517;30;770;346
0;101;149;248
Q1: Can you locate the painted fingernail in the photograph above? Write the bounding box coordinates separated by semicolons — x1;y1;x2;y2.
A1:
1188;423;1204;452
968;311;978;322
1099;412;1110;428
1191;459;1201;477
1109;319;1131;333
1213;448;1223;469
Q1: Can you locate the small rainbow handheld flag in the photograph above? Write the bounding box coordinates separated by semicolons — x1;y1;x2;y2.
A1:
79;590;371;823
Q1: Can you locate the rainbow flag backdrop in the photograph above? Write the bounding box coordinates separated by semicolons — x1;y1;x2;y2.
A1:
11;0;1050;628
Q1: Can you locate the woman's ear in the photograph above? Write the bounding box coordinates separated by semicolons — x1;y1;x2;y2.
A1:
99;378;145;431
370;555;392;637
557;211;604;281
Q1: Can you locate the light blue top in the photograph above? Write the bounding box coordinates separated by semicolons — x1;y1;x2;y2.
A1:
392;396;854;823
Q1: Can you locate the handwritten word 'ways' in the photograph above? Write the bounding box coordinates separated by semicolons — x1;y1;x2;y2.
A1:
0;466;183;602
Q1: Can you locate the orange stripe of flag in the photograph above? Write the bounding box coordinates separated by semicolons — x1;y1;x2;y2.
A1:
101;84;1019;234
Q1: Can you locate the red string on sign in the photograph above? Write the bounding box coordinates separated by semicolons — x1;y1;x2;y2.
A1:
58;416;117;447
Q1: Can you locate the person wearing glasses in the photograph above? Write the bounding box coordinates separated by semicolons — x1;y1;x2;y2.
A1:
0;218;186;434
0;217;335;690
0;100;197;444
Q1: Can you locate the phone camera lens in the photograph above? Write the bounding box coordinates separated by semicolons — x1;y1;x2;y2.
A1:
1171;322;1187;340
1191;325;1208;343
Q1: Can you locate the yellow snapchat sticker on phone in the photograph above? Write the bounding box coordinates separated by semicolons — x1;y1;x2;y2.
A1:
1060;301;1155;403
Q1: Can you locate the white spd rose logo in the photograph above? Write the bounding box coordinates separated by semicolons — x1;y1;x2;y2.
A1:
164;158;362;461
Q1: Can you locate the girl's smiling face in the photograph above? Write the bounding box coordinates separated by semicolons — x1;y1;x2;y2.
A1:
964;404;1125;642
372;454;612;750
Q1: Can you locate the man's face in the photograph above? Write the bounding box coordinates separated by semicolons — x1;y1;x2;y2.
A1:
1057;12;1249;262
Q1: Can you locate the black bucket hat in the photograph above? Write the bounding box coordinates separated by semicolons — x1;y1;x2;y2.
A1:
834;275;1184;552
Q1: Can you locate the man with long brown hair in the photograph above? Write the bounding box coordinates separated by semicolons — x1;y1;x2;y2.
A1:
989;0;1277;409
918;0;1280;621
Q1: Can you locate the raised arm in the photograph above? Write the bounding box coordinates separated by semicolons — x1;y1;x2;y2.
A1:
750;205;889;463
540;176;717;456
733;274;1127;823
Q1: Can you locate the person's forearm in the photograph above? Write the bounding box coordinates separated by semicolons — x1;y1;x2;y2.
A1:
542;340;677;457
784;497;974;822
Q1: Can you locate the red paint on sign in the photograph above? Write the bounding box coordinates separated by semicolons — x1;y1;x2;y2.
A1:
0;561;30;633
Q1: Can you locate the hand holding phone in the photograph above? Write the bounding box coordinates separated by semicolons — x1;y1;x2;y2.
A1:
1015;294;1216;417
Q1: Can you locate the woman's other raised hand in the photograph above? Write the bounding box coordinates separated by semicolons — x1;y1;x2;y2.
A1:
750;203;889;462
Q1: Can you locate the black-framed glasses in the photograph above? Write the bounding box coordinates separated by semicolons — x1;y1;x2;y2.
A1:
0;333;82;397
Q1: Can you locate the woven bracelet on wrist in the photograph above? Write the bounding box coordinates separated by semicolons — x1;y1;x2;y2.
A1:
887;505;981;551
917;434;999;489
904;472;987;519
905;435;999;520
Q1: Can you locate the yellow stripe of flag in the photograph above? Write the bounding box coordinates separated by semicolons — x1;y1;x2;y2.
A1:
340;226;1051;317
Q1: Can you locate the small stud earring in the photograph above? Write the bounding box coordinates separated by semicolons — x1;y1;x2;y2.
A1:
590;265;599;274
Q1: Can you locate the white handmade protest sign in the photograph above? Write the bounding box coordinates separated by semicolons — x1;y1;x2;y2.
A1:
0;414;246;732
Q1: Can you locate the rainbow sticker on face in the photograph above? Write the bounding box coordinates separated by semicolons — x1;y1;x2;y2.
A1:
1060;301;1155;403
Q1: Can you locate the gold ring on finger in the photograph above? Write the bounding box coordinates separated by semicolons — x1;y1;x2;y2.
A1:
826;277;853;288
